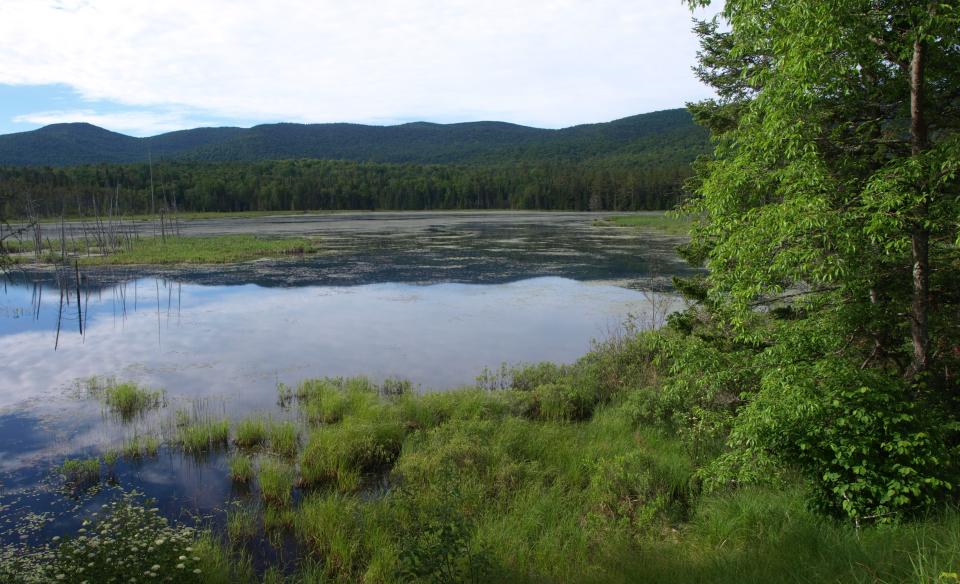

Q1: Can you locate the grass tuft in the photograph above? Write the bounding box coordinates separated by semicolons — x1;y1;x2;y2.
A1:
234;416;267;449
122;434;161;458
84;377;164;421
178;418;230;454
258;457;295;507
59;457;100;487
229;453;255;483
266;420;299;458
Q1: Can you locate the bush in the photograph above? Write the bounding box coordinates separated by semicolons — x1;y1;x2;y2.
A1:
713;356;955;521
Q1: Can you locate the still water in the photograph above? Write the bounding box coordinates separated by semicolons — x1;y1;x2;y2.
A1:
0;217;692;553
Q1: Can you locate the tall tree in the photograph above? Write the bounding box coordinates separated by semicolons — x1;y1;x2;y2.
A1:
679;0;960;519
685;0;960;387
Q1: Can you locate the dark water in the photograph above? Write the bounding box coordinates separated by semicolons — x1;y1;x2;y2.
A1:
0;219;693;554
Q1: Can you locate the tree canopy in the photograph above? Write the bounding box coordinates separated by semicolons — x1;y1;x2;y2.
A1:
673;0;959;520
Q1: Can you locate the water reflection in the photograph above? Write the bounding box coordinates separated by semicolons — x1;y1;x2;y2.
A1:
0;277;674;411
0;217;695;556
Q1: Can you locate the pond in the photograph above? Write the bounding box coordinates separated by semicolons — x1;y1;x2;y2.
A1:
0;214;694;559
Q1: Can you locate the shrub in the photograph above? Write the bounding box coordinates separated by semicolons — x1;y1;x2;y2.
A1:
713;356;955;521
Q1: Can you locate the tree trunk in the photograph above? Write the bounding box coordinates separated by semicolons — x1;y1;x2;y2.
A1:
908;37;930;378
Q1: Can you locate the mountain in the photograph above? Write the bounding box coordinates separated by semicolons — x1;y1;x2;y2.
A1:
0;109;707;166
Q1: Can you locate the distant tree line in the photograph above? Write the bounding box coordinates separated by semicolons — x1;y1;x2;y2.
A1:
0;158;693;217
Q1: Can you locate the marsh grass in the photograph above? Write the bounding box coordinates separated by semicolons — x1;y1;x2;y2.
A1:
226;504;258;545
235;416;267;449
178;418;230;454
122;434;161;458
294;376;379;425
18;334;960;583
83;377;164;421
229;454;255;483
266;420;299;458
262;507;295;532
299;418;404;490
83;235;318;265
258;458;295;507
59;457;100;487
594;212;693;235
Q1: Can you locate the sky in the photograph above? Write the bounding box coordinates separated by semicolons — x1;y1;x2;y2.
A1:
0;0;721;137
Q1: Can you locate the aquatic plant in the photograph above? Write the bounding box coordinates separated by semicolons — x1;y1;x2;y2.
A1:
228;454;254;483
226;504;257;545
85;234;319;266
122;434;161;459
295;376;381;425
59;457;100;487
276;383;294;407
178;419;230;454
299;418;404;490
262;507;294;532
294;493;367;580
234;416;267;449
380;377;413;397
258;458;294;507
83;377;164;421
266;420;298;458
102;449;119;468
0;494;240;583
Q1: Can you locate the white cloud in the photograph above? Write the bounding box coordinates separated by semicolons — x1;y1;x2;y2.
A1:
0;0;720;132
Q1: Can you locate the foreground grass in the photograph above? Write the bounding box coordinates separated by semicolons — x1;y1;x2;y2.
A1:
8;335;960;582
595;212;693;235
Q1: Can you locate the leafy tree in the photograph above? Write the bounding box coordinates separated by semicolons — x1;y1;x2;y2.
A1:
677;0;960;520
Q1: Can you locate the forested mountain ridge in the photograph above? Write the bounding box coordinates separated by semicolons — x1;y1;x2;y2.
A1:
0;108;706;166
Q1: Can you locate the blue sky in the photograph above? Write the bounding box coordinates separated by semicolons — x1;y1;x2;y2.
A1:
0;1;721;137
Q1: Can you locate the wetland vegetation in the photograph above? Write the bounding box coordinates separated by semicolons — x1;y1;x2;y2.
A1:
5;233;319;266
1;1;959;582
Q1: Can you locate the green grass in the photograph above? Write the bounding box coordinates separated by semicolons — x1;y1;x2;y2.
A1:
295;376;380;425
594;212;693;235
263;507;295;532
299;418;405;491
266;420;299;458
258;458;295;507
229;453;255;483
59;457;100;487
122;434;161;458
226;505;257;545
81;234;319;265
178;418;230;454
14;332;960;582
83;378;163;421
234;416;267;449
